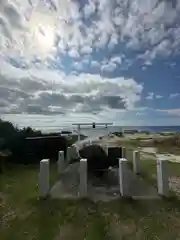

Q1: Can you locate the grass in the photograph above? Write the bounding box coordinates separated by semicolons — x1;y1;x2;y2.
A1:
156;146;180;155
140;159;180;182
1;164;180;239
117;135;180;155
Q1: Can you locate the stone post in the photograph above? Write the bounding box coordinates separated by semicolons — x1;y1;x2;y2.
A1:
66;147;71;163
79;158;87;197
122;147;126;158
119;158;130;197
157;158;169;196
103;144;108;155
133;150;140;174
57;151;64;174
39;159;50;198
126;149;133;161
78;124;81;141
71;145;79;159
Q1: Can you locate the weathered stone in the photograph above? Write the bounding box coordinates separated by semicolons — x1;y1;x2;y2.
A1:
79;159;87;197
39;159;49;198
157;158;169;196
119;158;130;197
133;151;141;174
57;151;65;174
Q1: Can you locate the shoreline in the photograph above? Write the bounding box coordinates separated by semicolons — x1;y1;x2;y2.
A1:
75;132;180;163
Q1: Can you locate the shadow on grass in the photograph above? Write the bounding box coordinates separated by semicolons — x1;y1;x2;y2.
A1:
23;196;180;239
27;198;110;239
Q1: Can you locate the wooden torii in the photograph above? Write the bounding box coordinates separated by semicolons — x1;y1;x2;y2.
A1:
72;122;113;141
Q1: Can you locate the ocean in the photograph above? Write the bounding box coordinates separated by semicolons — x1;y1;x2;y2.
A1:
72;125;180;139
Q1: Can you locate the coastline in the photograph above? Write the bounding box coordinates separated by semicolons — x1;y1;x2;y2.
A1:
73;131;180;163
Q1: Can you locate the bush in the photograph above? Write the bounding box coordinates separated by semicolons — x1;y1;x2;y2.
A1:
153;135;180;147
0;119;69;165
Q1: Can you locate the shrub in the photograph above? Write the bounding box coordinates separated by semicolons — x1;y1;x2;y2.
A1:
0;119;69;165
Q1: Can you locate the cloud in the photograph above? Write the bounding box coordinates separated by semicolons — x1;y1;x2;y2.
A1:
83;1;96;19
138;39;172;65
101;56;122;72
80;45;92;55
108;33;119;49
146;92;154;100
146;92;163;100
2;106;180;130
91;60;100;68
101;61;117;72
158;108;180;117
169;62;176;68
169;93;180;99
0;61;143;115
68;48;80;58
0;0;180;128
0;0;180;68
72;61;83;70
156;95;163;99
111;56;122;64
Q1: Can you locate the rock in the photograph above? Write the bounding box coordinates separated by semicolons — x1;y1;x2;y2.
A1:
79;145;119;178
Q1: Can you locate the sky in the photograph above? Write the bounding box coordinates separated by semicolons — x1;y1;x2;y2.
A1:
0;0;180;130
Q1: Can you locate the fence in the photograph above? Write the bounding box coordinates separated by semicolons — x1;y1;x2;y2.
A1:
39;144;170;199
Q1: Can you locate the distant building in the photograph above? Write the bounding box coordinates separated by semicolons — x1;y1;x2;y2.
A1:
60;130;73;137
123;129;139;134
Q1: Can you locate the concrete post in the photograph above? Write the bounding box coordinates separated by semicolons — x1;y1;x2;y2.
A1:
39;159;50;198
79;158;87;197
78;124;81;141
70;145;79;159
57;151;64;174
66;147;71;163
119;158;129;197
103;144;108;155
126;149;133;162
122;147;126;158
133;150;140;174
157;158;169;196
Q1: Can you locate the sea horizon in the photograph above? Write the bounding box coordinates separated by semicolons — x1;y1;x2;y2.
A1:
39;125;180;133
67;125;180;139
37;125;180;139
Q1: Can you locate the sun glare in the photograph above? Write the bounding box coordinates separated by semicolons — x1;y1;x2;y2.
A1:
28;11;56;54
36;25;55;50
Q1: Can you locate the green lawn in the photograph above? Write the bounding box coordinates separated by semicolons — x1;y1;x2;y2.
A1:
140;159;180;183
1;164;180;239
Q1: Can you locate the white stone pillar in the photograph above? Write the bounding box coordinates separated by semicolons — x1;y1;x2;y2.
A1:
70;145;79;159
122;147;126;158
57;151;65;174
126;149;133;161
77;124;81;141
157;158;169;196
103;144;108;155
133;150;140;174
79;158;87;197
39;159;50;198
119;158;130;197
66;147;71;163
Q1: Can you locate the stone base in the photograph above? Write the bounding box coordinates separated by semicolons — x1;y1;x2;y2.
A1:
50;162;159;202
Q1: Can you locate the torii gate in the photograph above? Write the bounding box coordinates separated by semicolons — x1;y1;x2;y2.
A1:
72;122;113;141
